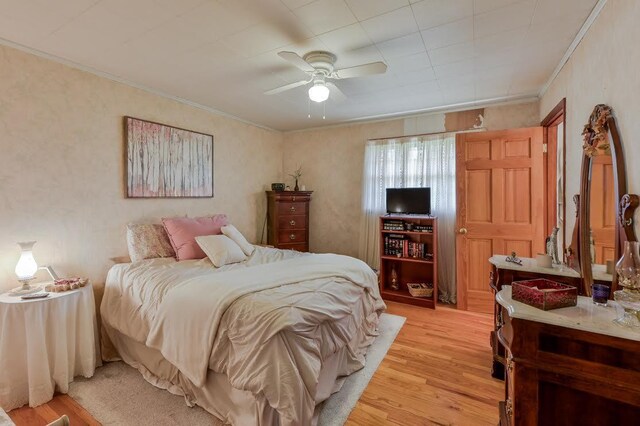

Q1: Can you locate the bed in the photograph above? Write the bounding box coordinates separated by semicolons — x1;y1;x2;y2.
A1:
101;246;385;425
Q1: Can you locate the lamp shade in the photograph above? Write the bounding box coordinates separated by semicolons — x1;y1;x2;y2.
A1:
15;241;38;280
308;83;330;103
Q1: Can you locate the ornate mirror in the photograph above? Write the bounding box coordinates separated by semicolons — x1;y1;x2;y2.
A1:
579;105;638;294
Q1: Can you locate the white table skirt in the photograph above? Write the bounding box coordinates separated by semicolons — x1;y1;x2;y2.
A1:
0;284;99;411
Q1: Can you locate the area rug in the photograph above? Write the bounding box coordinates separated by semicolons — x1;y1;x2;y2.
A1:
0;407;14;426
68;313;405;425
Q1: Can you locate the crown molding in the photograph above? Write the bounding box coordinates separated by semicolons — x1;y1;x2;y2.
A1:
538;0;608;98
284;94;540;134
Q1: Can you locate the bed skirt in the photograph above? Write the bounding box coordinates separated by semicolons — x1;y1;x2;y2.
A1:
102;323;368;425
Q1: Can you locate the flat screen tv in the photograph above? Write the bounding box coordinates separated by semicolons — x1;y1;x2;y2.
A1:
386;187;431;215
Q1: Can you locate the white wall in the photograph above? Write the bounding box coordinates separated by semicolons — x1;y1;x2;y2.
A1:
540;0;640;241
0;44;284;292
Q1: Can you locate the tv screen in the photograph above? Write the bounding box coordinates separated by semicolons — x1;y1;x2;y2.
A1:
386;187;431;215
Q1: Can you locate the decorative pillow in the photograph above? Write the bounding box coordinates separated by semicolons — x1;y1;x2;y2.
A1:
196;235;247;267
221;224;255;256
126;223;175;262
162;215;229;261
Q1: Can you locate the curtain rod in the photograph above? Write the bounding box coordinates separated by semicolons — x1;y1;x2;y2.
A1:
367;127;485;142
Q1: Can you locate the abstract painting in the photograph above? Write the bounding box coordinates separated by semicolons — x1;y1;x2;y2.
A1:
126;117;213;198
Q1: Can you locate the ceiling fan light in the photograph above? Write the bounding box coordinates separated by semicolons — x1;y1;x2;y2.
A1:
308;83;330;103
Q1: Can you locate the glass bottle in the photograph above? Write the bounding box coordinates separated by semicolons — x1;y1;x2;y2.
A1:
613;241;640;327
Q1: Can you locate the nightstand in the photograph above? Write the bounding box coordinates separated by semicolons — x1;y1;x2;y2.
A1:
0;283;99;411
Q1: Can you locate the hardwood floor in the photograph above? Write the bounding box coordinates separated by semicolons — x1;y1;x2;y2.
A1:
8;394;98;426
347;302;502;425
8;302;502;425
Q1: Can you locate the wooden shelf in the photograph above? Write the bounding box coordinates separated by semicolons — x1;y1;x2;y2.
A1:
381;255;433;264
379;215;438;309
381;230;434;236
380;288;435;308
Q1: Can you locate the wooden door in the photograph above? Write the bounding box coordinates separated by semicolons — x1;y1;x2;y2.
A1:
456;128;545;312
589;154;616;264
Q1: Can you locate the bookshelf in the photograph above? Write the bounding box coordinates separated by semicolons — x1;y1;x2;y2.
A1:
379;215;438;309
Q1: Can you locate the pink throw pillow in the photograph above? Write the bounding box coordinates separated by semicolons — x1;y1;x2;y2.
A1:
162;215;229;261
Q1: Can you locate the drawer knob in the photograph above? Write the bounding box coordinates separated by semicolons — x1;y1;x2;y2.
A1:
292;196;296;201
290;206;296;213
290;220;296;226
290;234;296;240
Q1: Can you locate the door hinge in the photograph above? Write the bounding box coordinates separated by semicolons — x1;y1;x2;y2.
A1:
543;143;548;153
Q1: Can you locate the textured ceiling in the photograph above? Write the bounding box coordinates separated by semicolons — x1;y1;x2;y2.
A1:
0;0;598;130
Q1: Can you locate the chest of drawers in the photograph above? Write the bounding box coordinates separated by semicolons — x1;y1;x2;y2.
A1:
496;286;640;425
266;191;312;251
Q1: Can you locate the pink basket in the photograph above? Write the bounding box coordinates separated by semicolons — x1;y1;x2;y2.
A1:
512;279;577;310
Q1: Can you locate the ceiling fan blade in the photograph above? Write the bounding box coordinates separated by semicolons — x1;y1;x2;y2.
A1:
326;82;347;102
264;79;310;95
334;62;387;79
278;51;315;73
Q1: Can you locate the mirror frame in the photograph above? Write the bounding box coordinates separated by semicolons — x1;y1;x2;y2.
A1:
579;104;638;295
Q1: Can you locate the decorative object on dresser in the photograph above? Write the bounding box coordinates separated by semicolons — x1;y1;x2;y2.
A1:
505;252;523;266
0;281;99;411
266;190;312;251
511;279;577;310
288;166;302;191
495;286;640;425
545;227;561;264
613;240;640;328
592;283;610;306
125;117;213;198
379;215;438;309
271;183;285;191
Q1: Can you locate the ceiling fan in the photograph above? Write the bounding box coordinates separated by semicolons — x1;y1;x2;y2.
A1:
265;50;387;103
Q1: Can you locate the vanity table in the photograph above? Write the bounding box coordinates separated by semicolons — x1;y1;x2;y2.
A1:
487;104;640;424
496;286;640;425
488;255;613;378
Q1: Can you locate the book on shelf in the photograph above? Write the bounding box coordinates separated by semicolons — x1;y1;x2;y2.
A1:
383;234;405;256
383;236;432;260
413;224;433;233
383;220;405;231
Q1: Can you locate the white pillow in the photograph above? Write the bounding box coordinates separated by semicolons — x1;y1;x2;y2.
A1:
221;224;255;256
195;234;247;267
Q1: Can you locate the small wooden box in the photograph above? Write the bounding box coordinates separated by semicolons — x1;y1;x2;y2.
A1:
512;279;577;310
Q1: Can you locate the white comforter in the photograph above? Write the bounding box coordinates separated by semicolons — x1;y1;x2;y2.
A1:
102;247;385;425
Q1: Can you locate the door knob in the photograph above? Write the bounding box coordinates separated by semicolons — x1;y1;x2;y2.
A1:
459;228;468;234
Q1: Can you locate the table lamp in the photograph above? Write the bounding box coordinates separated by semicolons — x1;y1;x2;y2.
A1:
13;241;39;294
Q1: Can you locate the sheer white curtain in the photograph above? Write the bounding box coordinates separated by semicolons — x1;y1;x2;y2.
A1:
358;133;457;303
